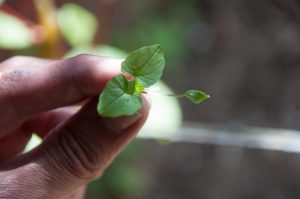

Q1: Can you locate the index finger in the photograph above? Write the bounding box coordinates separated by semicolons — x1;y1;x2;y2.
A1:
0;54;122;136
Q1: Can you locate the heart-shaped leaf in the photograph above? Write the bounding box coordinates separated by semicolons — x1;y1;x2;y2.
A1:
121;44;165;87
97;74;142;117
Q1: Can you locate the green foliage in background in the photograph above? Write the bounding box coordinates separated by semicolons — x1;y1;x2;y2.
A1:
109;0;199;68
85;141;146;199
57;3;98;47
0;11;33;49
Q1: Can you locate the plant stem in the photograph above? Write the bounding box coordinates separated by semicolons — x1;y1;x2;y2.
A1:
166;93;185;98
126;78;136;95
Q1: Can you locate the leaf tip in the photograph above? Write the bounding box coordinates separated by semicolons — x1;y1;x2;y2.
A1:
154;44;165;54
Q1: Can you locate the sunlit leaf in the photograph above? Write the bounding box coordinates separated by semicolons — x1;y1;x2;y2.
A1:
57;3;98;47
138;81;182;139
0;11;33;49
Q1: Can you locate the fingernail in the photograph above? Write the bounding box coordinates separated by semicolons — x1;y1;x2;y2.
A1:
103;94;150;133
104;112;142;133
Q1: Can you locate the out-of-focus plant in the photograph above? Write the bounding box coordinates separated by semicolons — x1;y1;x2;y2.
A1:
109;0;199;69
0;11;33;49
0;0;100;58
57;3;98;48
86;141;146;199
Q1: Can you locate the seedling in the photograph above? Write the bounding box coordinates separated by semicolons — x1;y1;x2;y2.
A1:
97;44;209;117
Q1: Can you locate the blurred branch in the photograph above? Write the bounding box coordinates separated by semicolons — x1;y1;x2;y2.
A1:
33;0;63;58
140;122;300;154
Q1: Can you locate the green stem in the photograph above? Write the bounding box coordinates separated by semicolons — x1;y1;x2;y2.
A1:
166;93;185;98
126;78;136;95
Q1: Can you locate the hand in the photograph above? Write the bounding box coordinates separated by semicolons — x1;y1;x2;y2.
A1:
0;55;150;199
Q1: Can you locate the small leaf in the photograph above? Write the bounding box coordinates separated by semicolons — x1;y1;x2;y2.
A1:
121;44;165;87
57;3;98;47
184;90;210;104
98;74;142;117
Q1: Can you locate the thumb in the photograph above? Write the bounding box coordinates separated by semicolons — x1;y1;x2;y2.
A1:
1;95;150;199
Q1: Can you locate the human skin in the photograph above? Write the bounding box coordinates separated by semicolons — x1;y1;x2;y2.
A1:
0;55;150;199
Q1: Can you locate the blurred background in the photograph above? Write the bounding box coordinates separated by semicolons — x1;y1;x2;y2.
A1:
1;0;300;198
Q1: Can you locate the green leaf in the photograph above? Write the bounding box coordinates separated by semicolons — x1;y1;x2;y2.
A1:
184;90;210;104
0;11;33;49
57;3;98;47
121;44;165;87
98;74;142;117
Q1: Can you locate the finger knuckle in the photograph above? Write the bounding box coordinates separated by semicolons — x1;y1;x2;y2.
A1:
71;54;99;74
69;54;102;93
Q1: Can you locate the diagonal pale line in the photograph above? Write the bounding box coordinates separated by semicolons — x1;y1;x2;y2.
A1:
138;121;300;154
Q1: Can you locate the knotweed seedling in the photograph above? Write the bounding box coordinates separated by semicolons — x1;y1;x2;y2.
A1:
97;44;209;117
